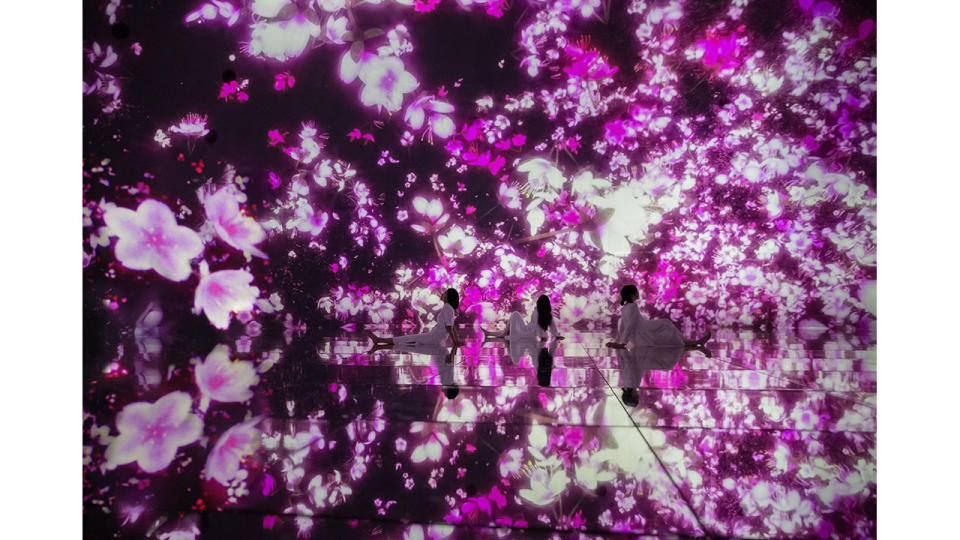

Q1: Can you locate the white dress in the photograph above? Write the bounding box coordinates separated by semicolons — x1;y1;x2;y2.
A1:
395;304;456;346
616;346;684;387
507;307;558;340
617;302;685;348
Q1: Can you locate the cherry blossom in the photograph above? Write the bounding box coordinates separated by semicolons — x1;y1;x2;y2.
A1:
410;197;449;233
288;201;329;236
405;95;456;139
200;185;268;258
358;56;419;112
204;416;262;485
519;467;570;506
249;10;322;62
103;199;204;281
105;391;203;473
194;344;259;404
193;262;260;330
438;225;477;257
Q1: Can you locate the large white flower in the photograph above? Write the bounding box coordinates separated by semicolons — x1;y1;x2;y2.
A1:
437;225;477;257
193;262;260;330
103;199;204;281
519;467;570;506
249;15;321;62
517;158;565;192
358;56;418;112
589;186;653;256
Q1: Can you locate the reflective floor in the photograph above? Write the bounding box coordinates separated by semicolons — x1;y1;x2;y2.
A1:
83;326;876;539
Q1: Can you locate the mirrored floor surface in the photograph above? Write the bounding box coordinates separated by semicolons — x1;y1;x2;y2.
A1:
83;326;876;539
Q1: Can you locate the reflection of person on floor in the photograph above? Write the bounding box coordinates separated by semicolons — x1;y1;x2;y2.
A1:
616;345;684;407
368;288;463;351
605;285;710;352
536;341;559;387
482;294;564;342
394;341;460;399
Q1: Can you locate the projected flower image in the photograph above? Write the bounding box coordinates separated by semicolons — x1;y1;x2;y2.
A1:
83;0;876;537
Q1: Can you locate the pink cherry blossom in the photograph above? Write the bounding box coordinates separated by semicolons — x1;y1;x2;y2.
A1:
204;416;262;485
498;183;522;210
193;262;260;330
358;56;419;112
200;185;268;258
105;391;203;473
289;202;329;236
563;45;618;80
195;344;259;403
103;199;204;281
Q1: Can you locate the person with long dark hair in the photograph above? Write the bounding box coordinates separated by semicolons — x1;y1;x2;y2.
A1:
482;294;563;342
368;288;463;348
606;284;710;350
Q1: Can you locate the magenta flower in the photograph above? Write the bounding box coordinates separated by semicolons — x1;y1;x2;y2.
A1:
105;391;203;473
563;45;618;80
103;199;204;282
289;202;329;236
195;344;259;404
201;186;268;259
193;262;260;330
204;416;262;485
358;56;419;112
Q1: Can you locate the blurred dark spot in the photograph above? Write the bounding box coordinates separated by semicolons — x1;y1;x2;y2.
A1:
204;131;218;144
221;69;237;82
596;485;608;498
111;23;130;40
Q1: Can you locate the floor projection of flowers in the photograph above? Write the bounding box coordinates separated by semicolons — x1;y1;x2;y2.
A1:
83;0;876;538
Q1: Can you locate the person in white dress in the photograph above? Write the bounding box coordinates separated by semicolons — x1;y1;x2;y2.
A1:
368;288;463;349
393;341;460;399
482;295;563;342
605;285;710;350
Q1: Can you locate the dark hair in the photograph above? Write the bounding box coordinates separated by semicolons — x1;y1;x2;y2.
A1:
622;388;639;407
535;295;553;331
443;386;459;399
536;348;554;387
445;288;459;310
619;285;639;306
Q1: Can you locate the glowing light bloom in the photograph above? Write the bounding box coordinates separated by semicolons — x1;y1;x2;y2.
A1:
103;199;204;282
737;266;764;287
105;391;203;473
204;416;262;485
498;183;522;209
201;186;268;258
308;470;353;509
358;56;419;112
519;468;570;506
410;197;449;232
367;299;395;324
252;0;288;17
193;262;260;330
559;293;599;323
195;344;259;403
249;15;321;62
734;93;753;110
563;45;617;80
438;225;477;257
290;202;329;236
405;95;456;138
168;113;210;137
590;186;652;256
517;158;565;192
